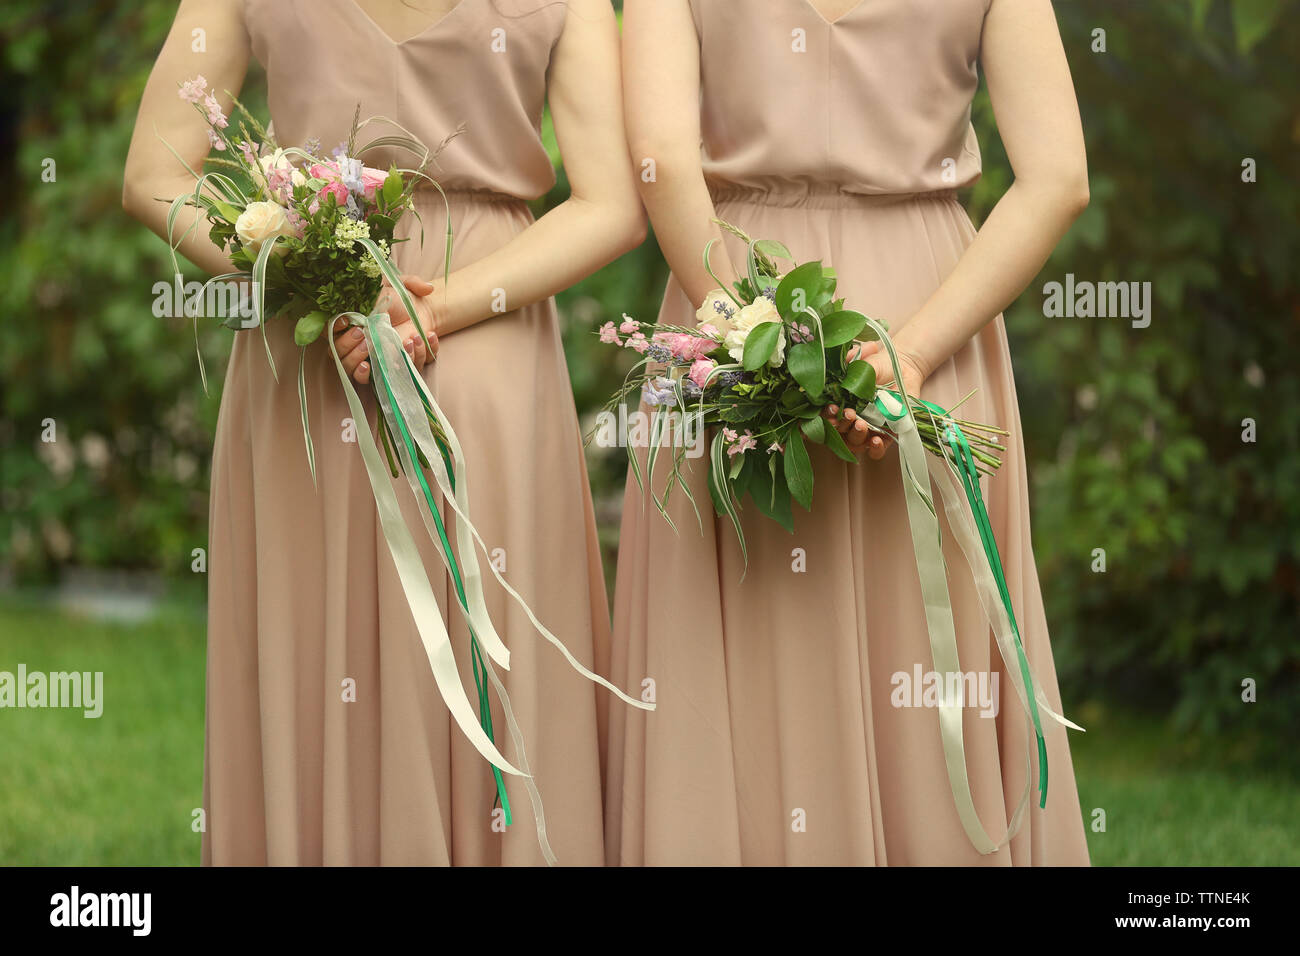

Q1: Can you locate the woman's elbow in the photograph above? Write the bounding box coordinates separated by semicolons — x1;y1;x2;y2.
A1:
1022;170;1090;221
121;172;150;223
617;200;649;254
1064;174;1090;218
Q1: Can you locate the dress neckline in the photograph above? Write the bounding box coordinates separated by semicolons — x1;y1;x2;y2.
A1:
341;0;470;47
799;0;867;26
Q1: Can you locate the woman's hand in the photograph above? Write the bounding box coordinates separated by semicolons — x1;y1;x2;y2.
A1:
333;274;441;385
823;341;930;460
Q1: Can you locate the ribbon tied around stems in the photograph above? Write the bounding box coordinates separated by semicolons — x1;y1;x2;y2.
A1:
858;322;1082;854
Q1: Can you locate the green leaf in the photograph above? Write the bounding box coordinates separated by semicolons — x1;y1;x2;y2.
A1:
749;456;794;532
783;431;814;511
731;452;755;501
753;239;792;260
821;310;869;348
293;310;329;346
775;261;828;319
367;214;396;235
841;360;877;399
211;200;241;223
788;340;826;398
382;168;403;206
1232;0;1284;53
801;415;826;444
823;419;858;462
729;448;748;479
742;322;782;370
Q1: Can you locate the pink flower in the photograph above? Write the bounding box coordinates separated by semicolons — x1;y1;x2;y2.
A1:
625;333;649;354
360;167;387;200
619;315;640;334
653;331;717;362
317;180;349;208
309;160;341;181
238;141;259;167
722;428;738;443
284;207;306;238
727;431;757;457
688;358;716;388
207;128;227;151
266;165;293;199
698;323;720;338
202;93;228;129
178;75;208;104
599;321;621;345
767;441;784;454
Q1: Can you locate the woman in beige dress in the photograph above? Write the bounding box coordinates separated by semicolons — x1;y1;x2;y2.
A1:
124;0;644;865
604;0;1092;864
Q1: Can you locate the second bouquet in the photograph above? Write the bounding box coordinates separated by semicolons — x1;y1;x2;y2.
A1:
595;219;1082;857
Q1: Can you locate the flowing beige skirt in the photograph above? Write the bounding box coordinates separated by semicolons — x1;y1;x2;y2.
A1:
602;185;1090;866
202;190;609;865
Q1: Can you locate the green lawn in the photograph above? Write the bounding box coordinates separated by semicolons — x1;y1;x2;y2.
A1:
0;595;1295;865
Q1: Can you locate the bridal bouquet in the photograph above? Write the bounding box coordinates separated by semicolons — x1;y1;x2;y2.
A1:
167;77;649;863
597;221;1006;556
596;221;1081;854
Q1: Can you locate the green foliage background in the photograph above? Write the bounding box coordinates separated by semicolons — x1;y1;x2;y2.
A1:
1;1;1297;754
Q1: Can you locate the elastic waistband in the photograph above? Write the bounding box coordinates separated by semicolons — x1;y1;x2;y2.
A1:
709;183;959;209
413;185;529;206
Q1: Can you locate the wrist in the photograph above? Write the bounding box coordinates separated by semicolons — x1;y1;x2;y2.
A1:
425;277;450;338
889;327;935;384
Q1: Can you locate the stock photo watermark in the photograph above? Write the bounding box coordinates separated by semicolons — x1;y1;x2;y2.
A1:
0;665;103;718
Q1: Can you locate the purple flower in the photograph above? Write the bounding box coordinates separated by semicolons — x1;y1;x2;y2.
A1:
642;376;678;407
647;343;672;362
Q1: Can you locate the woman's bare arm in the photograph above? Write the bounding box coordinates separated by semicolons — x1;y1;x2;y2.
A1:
622;0;735;310
422;0;647;337
886;0;1089;384
122;0;251;277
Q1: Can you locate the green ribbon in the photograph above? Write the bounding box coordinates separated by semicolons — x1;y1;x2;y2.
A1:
365;324;511;823
868;378;1084;850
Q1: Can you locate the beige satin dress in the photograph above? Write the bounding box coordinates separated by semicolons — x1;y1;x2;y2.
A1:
603;0;1091;865
202;0;609;865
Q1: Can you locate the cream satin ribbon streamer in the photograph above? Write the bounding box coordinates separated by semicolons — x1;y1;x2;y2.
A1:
862;318;1001;854
364;320;512;674
391;330;655;713
327;325;524;777
355;318;572;863
924;448;1085;736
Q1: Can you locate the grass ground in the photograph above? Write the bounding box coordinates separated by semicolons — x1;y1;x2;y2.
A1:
0;595;1295;865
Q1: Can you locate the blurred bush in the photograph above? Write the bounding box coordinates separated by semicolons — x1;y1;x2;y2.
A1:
1;1;1296;743
972;1;1300;742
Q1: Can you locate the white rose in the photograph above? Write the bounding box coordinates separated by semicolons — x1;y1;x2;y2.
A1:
695;289;738;332
235;200;294;255
724;297;785;365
